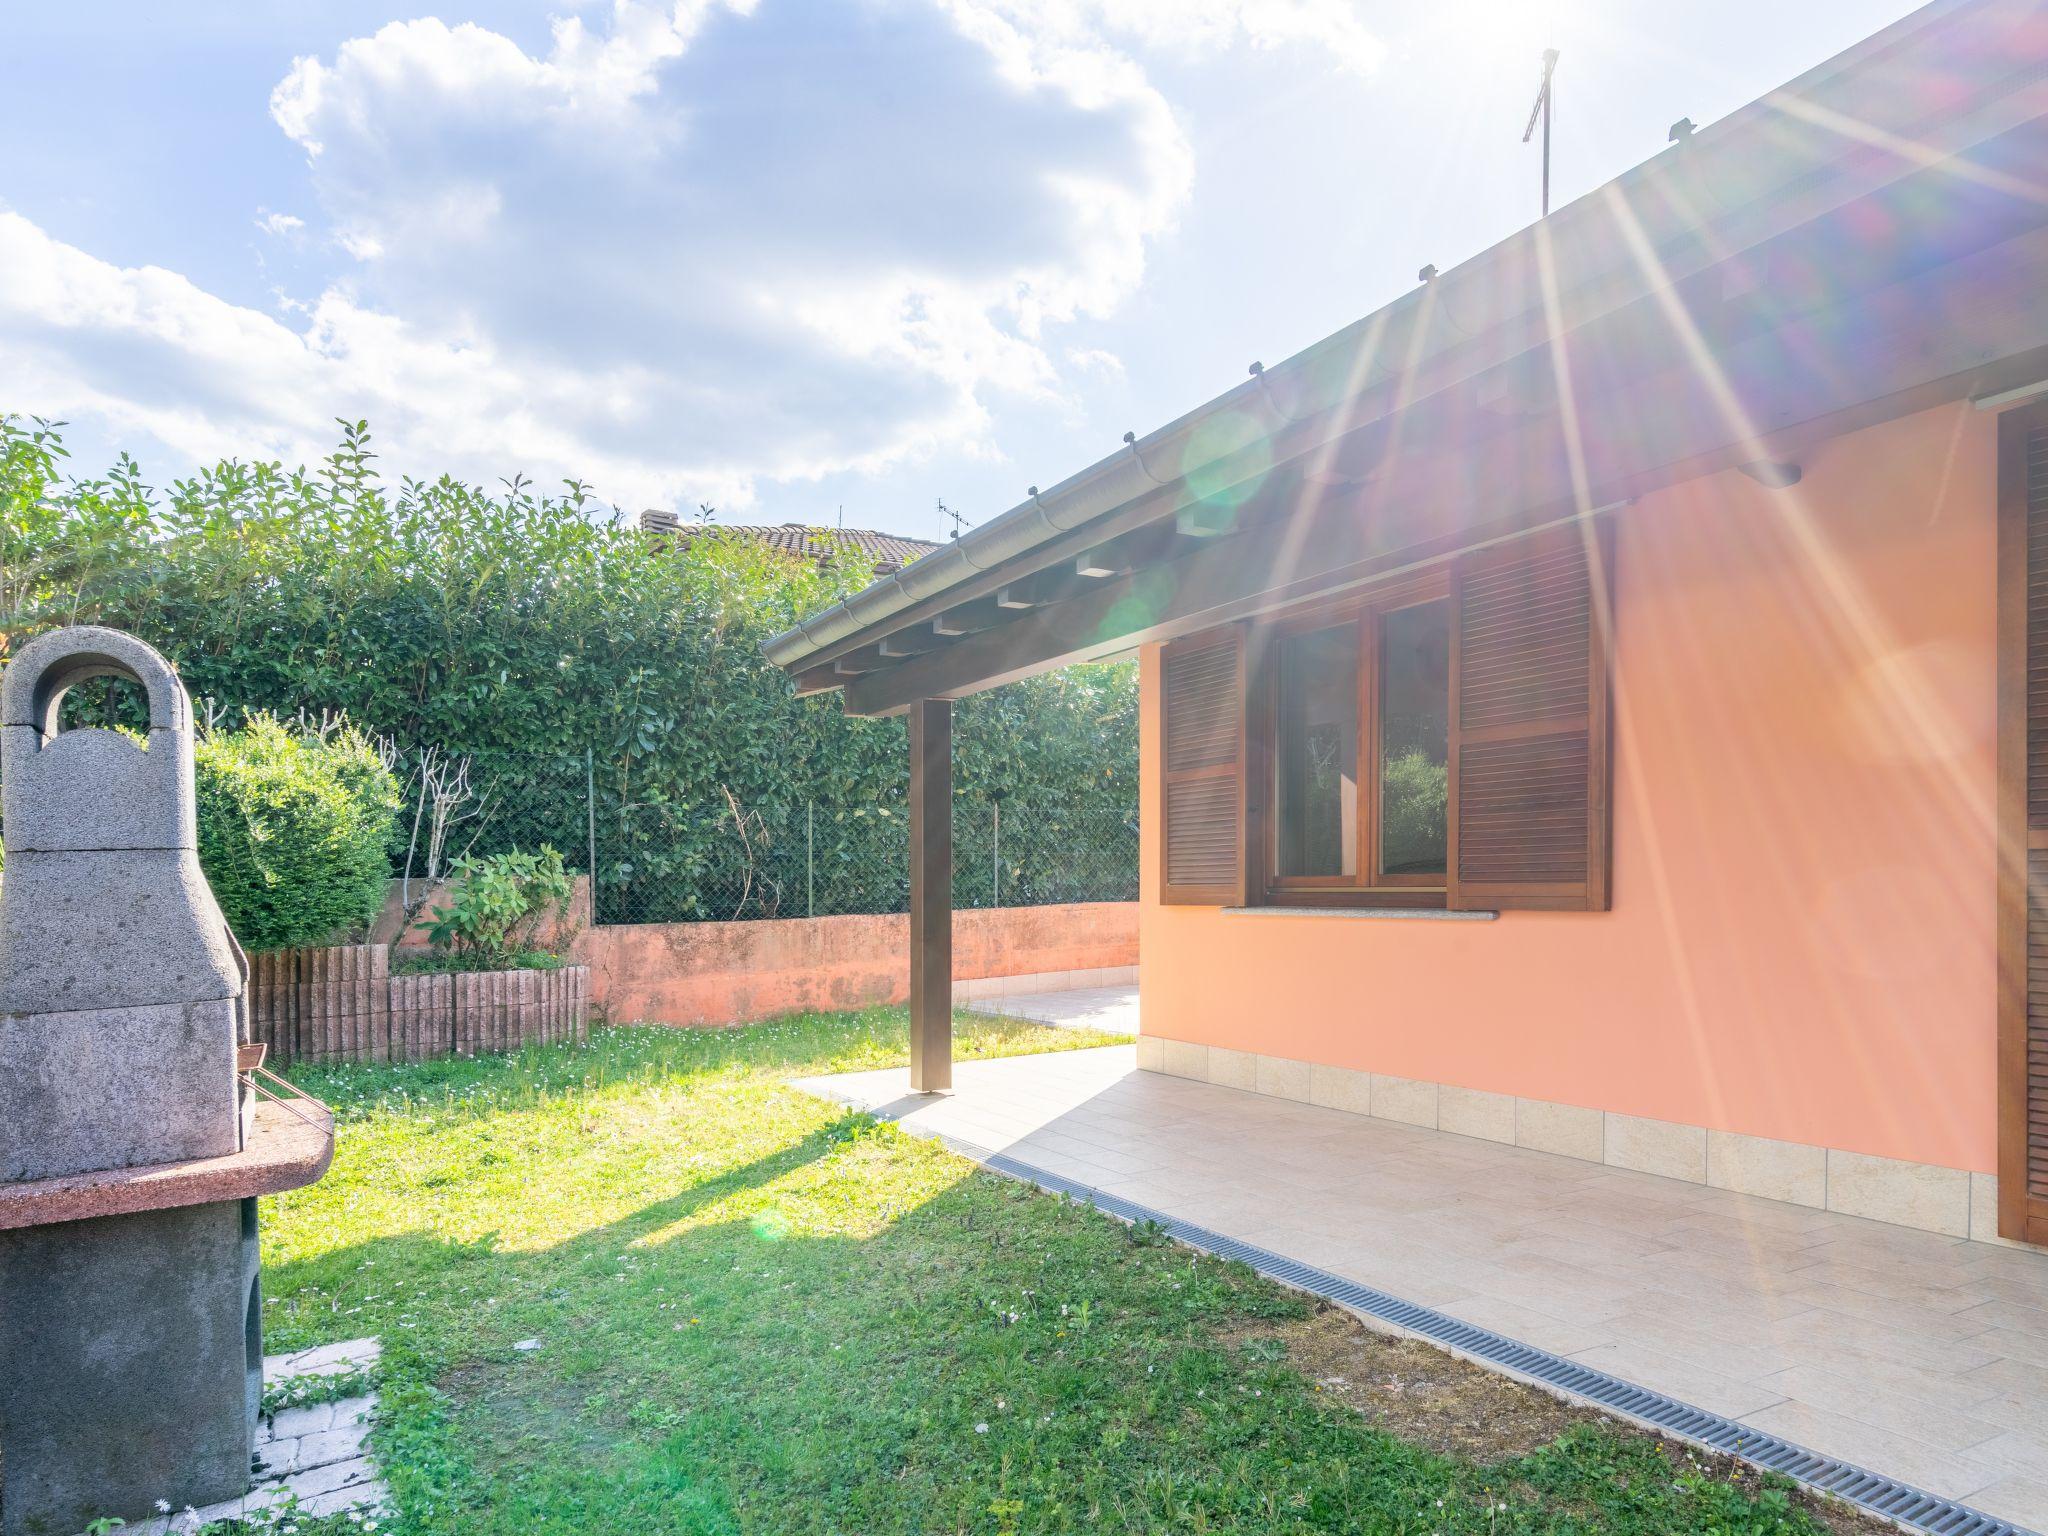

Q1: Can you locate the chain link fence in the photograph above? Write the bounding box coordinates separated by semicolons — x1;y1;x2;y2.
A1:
396;750;1138;927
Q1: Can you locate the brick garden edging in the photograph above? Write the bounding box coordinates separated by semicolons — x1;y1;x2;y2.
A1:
249;944;588;1066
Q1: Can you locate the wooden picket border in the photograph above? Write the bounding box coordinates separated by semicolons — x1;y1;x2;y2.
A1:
248;943;588;1066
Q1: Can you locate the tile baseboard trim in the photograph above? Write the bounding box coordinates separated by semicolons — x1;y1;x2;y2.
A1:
1133;1036;2024;1251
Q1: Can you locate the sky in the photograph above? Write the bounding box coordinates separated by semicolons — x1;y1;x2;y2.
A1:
1;0;1925;543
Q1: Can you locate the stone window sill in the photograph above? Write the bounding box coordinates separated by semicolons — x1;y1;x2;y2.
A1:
1222;906;1498;921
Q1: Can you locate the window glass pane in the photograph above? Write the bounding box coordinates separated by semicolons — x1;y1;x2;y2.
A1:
1275;625;1357;877
1380;601;1450;877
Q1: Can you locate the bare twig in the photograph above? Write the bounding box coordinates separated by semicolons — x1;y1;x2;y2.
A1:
400;747;493;931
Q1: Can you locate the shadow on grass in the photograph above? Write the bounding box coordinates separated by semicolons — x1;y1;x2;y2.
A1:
261;1033;1858;1536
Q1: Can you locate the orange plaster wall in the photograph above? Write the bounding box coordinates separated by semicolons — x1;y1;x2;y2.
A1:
1140;401;1999;1172
578;901;1138;1027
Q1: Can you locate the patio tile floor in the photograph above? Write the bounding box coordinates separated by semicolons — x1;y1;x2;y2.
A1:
796;1044;2048;1532
962;984;1138;1033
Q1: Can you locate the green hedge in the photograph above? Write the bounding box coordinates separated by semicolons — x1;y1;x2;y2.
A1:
194;716;402;951
0;417;1138;863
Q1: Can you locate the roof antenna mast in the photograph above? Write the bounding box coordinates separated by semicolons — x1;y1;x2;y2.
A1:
1523;47;1561;217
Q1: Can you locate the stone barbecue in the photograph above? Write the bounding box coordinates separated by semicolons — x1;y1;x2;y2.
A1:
0;627;334;1536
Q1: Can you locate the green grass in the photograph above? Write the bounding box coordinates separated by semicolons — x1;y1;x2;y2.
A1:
262;1008;1832;1535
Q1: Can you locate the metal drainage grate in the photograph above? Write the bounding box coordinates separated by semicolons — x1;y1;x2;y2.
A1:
960;1144;2031;1536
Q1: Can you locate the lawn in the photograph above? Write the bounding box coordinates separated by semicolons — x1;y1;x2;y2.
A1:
261;1009;1856;1536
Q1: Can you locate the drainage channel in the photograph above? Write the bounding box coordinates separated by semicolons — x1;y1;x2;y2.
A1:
943;1139;2031;1536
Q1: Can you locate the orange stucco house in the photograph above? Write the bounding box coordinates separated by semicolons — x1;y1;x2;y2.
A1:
770;0;2048;1251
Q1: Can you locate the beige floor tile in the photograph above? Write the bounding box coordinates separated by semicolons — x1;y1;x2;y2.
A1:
1781;1279;2006;1346
1962;1372;2048;1435
1598;1284;1818;1333
1749;1363;2003;1451
1956;1475;2048;1533
1737;1401;1989;1499
1962;1355;2048;1403
1970;1327;2048;1371
1596;1308;1799;1384
1977;1267;2048;1310
1767;1306;2004;1378
1791;1257;1991;1312
1955;1296;2048;1341
1959;1428;2048;1487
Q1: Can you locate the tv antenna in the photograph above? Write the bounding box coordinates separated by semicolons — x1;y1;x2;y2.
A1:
938;498;968;541
1522;47;1560;217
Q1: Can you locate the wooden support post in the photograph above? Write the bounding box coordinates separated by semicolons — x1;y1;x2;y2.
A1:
908;698;953;1092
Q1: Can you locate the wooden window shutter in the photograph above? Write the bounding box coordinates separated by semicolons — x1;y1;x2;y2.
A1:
1998;401;2048;1246
1160;627;1247;905
1446;521;1614;912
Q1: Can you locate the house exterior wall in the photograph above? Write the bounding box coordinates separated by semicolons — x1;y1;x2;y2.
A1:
1140;400;2000;1175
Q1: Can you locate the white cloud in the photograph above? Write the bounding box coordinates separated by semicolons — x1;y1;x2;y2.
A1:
1;0;1370;508
1065;345;1125;377
964;0;1383;74
0;209;707;498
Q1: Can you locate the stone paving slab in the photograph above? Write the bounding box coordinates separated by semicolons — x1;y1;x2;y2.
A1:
266;1336;381;1382
122;1338;389;1533
962;984;1138;1034
797;1045;2048;1534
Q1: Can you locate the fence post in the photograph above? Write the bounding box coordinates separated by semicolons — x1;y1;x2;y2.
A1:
992;801;1001;909
585;746;598;921
807;800;815;918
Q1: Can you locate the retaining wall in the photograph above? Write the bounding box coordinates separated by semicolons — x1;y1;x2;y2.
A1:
572;901;1138;1027
248;945;588;1065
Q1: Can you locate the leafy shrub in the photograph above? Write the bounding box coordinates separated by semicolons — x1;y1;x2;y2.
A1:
195;716;403;951
425;846;574;965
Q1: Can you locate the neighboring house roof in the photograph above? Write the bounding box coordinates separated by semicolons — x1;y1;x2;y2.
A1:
640;511;940;575
766;0;2048;712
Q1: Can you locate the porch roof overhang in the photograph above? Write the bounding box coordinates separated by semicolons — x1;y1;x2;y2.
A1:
768;0;2048;718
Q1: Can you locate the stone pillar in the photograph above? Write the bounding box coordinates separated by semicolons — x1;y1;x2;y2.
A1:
0;627;259;1536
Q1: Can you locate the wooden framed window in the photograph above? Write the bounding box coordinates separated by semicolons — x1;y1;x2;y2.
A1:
1256;572;1451;905
1157;520;1612;914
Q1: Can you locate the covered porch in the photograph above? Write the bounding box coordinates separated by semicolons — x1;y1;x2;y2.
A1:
762;0;2048;1125
799;1045;2048;1533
